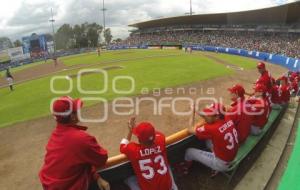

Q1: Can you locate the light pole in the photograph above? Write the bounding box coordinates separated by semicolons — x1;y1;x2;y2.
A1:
49;8;56;56
100;0;107;46
190;0;192;15
101;0;107;31
185;0;194;16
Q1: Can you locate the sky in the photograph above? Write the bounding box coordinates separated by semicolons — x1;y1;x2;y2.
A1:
0;0;298;41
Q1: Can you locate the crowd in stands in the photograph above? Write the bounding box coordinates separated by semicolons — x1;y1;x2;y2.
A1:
121;30;300;58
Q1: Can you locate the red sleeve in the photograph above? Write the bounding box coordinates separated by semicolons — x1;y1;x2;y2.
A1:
77;135;108;168
120;138;132;156
195;124;212;140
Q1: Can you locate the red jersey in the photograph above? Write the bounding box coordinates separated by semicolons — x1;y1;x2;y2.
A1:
279;85;290;103
120;132;172;190
226;98;253;144
39;124;108;190
271;85;281;104
291;80;299;94
195;119;239;162
247;97;270;128
256;71;272;93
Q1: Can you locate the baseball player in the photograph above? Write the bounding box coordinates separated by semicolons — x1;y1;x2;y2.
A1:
53;56;58;67
227;84;253;144
5;68;14;91
39;96;110;190
255;62;272;94
120;117;178;190
270;77;282;106
183;103;239;176
278;76;291;104
247;84;270;135
97;47;101;56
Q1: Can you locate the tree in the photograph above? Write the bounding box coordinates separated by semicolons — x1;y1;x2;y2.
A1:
13;40;22;47
86;23;103;47
104;28;113;45
0;37;13;50
55;24;73;49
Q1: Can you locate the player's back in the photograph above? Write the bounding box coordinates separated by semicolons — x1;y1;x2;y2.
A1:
209;119;239;162
121;132;172;190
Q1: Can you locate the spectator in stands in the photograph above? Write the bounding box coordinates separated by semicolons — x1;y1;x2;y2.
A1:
119;30;300;58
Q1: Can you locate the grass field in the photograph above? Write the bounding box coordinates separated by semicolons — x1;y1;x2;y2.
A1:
0;49;257;128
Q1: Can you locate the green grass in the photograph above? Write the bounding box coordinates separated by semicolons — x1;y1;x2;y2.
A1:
60;49;179;66
0;50;234;128
206;52;257;69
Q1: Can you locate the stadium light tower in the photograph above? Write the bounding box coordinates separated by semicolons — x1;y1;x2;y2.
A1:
185;0;195;15
190;0;192;15
49;8;56;55
101;0;107;30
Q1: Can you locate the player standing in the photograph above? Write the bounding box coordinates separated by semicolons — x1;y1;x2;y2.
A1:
120;117;178;190
39;96;110;190
5;68;14;91
183;103;239;176
97;47;101;56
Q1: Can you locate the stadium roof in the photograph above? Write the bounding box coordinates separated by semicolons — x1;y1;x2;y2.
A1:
129;1;300;29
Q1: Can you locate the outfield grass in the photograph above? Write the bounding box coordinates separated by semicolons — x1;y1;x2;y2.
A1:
205;52;257;69
0;51;233;128
60;49;179;66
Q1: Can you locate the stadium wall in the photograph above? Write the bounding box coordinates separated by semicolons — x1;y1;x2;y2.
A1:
188;45;300;72
108;45;300;72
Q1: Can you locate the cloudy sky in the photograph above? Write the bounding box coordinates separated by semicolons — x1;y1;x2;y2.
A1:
0;0;298;40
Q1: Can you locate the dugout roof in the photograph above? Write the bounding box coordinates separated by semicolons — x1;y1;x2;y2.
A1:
129;1;300;29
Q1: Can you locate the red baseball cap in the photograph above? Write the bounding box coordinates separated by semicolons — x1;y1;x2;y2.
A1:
133;122;155;142
228;84;245;97
257;62;266;69
199;103;225;116
253;84;267;93
279;76;288;83
52;96;83;117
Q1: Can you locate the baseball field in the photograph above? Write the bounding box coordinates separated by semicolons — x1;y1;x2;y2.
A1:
0;49;287;190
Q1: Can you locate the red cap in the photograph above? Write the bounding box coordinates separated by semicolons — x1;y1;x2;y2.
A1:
199;103;225;116
52;96;83;117
279;76;288;83
257;62;266;69
228;84;245;97
253;84;267;93
133;122;155;142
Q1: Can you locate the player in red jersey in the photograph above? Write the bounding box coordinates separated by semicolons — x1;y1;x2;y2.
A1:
120;117;178;190
256;62;272;93
247;84;270;135
227;84;253;144
184;103;239;176
278;76;291;104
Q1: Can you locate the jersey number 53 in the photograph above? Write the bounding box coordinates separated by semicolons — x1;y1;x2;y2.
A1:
139;155;168;180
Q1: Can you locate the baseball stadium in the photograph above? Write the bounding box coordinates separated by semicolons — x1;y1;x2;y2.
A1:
0;1;300;190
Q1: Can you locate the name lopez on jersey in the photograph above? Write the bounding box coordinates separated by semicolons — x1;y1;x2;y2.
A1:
140;146;162;157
